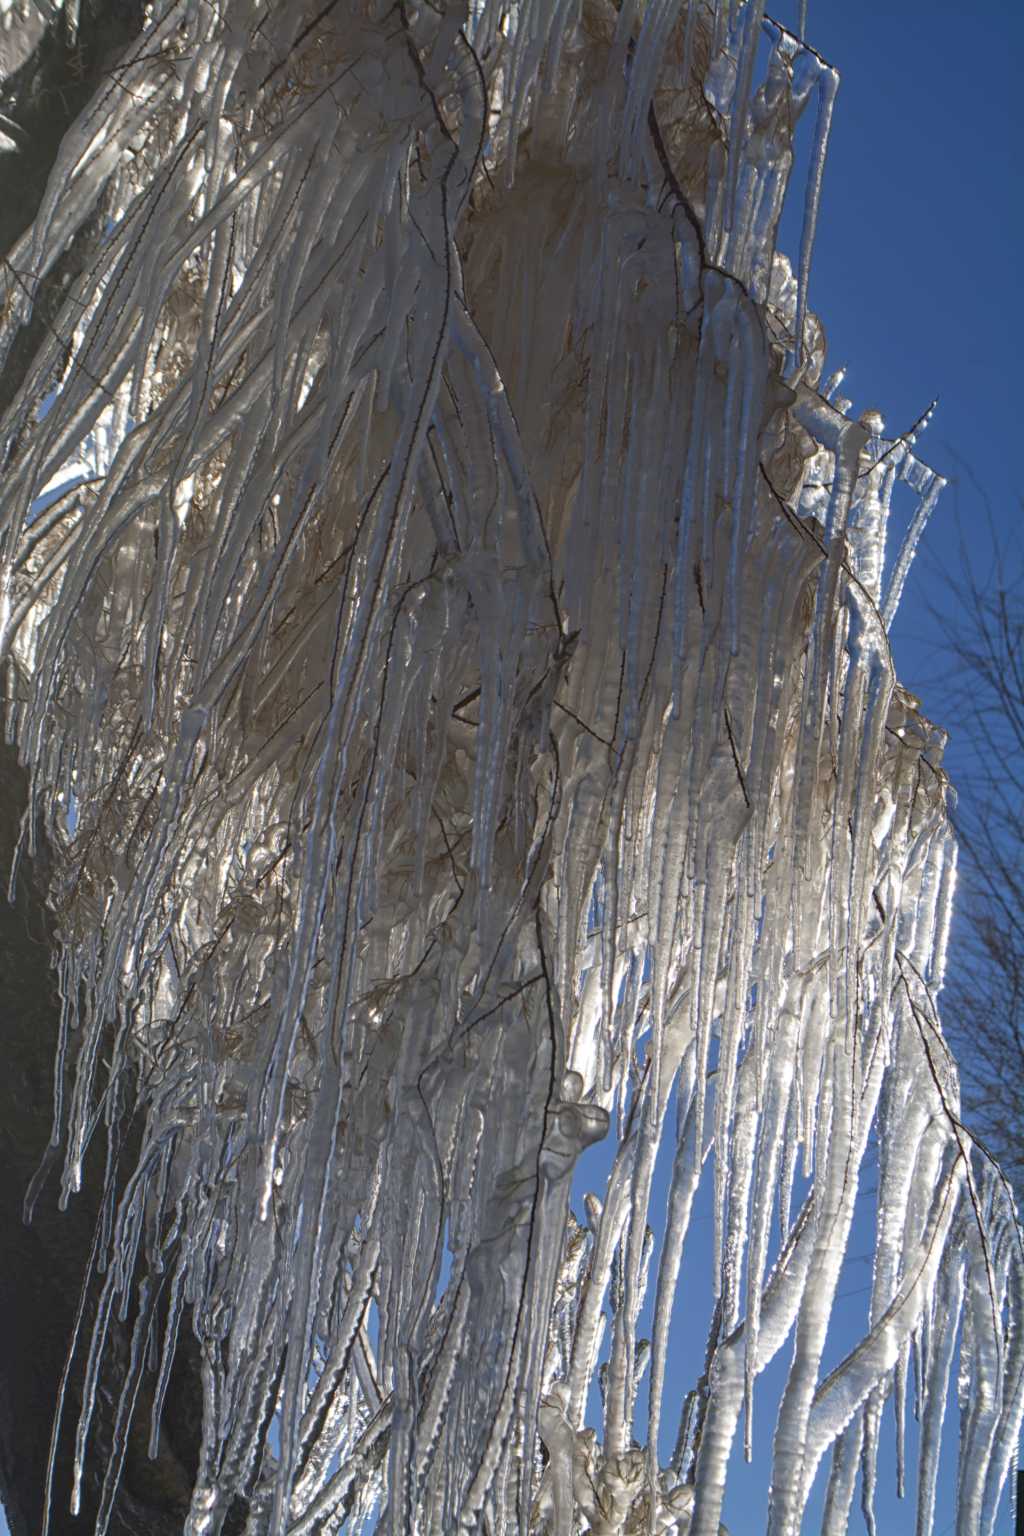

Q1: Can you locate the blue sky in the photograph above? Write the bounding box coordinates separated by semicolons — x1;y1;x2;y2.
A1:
2;5;1021;1535
778;1;1024;731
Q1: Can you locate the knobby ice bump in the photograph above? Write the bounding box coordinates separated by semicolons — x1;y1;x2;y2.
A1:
0;1;1020;1534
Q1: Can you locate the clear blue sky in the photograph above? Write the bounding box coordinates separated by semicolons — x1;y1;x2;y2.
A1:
782;2;1024;727
1;6;1020;1536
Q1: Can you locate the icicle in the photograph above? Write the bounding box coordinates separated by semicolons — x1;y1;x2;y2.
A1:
790;59;839;378
881;468;946;629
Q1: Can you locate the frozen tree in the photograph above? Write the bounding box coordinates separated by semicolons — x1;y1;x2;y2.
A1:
0;1;1021;1533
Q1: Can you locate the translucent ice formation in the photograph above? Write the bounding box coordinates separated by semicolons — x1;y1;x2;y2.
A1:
0;1;1019;1533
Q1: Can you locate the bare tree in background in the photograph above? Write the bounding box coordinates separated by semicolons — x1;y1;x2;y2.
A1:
932;506;1024;1193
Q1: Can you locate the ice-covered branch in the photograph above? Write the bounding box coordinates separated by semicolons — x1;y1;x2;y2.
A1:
0;0;1019;1533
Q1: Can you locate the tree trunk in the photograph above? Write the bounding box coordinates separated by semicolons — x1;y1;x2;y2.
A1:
0;741;207;1534
0;6;202;1531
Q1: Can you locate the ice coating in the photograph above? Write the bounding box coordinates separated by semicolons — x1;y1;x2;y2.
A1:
0;1;1020;1533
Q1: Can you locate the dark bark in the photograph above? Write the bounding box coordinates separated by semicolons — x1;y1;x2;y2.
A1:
0;6;212;1533
0;741;208;1536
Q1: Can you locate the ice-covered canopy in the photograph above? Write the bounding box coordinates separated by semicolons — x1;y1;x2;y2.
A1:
0;0;1020;1532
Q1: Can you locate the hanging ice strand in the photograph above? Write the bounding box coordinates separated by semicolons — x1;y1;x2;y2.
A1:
0;0;1020;1532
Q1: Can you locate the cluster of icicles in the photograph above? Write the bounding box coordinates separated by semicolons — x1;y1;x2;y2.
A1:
0;0;1021;1532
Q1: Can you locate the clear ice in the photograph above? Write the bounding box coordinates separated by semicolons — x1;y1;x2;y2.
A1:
0;1;1020;1532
